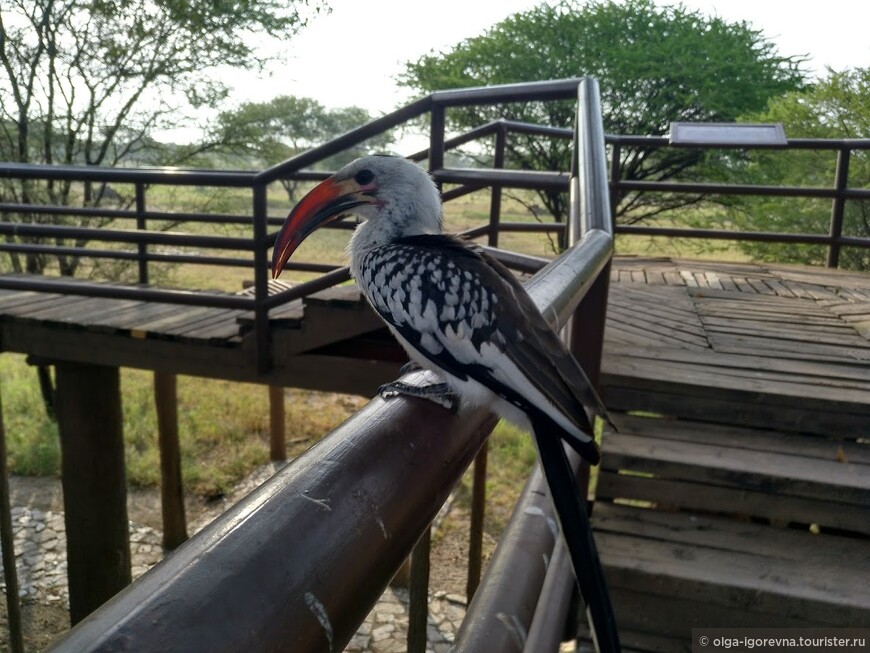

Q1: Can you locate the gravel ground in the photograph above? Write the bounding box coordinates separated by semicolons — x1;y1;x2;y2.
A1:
0;466;480;652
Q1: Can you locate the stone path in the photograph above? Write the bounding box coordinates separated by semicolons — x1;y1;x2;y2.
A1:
0;463;468;652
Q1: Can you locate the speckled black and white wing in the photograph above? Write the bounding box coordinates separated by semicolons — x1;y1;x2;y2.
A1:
356;234;607;463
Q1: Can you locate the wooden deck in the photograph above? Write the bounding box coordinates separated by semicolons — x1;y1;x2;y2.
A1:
595;257;870;651
0;275;399;394
604;257;870;435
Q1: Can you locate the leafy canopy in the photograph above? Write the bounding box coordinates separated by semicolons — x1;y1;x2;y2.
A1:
0;0;325;167
210;95;394;201
401;0;806;224
0;0;325;276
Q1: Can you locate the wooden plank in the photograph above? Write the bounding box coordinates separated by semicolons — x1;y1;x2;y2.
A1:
679;270;698;287
596;472;870;534
768;265;870;290
780;281;818;299
184;319;247;342
688;285;836;308
126;305;219;335
602;587;820;638
609;285;700;321
602;381;869;438
0;290;58;310
604;344;870;386
672;259;768;276
158;308;244;339
579;622;692;652
704;272;723;290
645;270;667;285
609;296;701;328
644;341;870;384
275;296;388;355
24;297;145;326
700;315;858;339
604;352;870;400
606;306;709;347
827;302;870;318
610;414;870;463
763;277;797;297
99;301;196;331
595;503;869;581
662;270;684;286
605;324;694;349
593;504;870;626
601;433;870;505
697;307;852;328
1;294;82;317
706;332;870;363
701;320;870;349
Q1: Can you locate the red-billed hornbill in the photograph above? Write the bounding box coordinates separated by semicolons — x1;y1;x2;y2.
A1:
271;155;619;649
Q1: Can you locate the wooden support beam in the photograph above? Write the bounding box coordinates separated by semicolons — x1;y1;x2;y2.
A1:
0;385;25;653
54;362;131;625
466;440;488;601
154;372;188;550
407;526;432;653
268;386;286;461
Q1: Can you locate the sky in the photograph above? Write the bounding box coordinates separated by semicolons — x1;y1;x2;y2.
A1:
223;0;870;119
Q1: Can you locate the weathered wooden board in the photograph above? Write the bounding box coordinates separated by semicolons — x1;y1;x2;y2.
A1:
597;472;868;534
593;503;870;627
610;413;870;462
602;433;869;505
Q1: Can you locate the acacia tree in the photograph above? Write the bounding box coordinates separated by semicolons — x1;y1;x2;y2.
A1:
401;0;806;226
210;95;394;202
0;0;325;275
723;67;870;270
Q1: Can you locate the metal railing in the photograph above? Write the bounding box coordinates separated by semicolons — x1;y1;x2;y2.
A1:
0;79;584;375
44;77;613;653
607;135;870;268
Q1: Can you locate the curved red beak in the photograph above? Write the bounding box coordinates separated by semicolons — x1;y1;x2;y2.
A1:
271;176;376;279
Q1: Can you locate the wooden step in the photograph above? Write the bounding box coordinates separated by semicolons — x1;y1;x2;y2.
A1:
598;414;870;534
592;413;870;643
601;346;870;437
593;503;870;634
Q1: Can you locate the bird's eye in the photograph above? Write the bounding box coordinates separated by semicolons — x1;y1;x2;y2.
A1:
354;169;375;185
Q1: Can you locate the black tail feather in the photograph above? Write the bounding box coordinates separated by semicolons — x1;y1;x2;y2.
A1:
530;411;620;652
561;425;601;466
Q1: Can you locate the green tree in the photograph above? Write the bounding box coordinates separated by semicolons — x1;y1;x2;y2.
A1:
210;95;394;202
725;67;870;270
0;0;325;276
401;0;806;227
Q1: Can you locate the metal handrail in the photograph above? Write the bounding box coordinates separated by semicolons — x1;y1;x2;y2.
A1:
606;134;870;267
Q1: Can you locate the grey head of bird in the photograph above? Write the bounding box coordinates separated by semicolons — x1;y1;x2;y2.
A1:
271;155;443;278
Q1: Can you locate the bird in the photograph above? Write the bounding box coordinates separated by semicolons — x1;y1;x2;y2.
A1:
271;154;620;650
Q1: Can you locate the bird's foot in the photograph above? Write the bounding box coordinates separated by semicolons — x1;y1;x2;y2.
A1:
399;360;422;375
378;380;460;413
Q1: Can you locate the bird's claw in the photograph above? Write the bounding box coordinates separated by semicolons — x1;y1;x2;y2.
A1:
399;360;422;375
378;381;460;413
